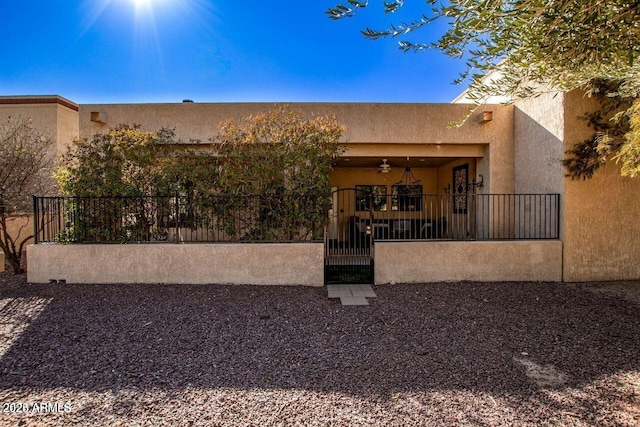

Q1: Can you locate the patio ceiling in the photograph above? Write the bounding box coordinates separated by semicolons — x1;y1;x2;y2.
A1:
333;157;457;168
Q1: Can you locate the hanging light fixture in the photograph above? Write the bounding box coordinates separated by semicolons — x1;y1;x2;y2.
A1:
378;159;391;174
396;157;421;185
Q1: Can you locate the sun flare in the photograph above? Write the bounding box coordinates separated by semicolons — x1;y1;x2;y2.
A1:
82;0;214;68
131;0;153;7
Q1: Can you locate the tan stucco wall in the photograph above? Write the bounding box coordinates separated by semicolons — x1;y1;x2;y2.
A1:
4;100;514;198
1;216;33;272
0;97;79;156
0;104;58;157
375;240;563;284
27;243;324;286
79;103;509;143
513;90;640;281
80;102;515;194
481;115;515;194
512;91;567;266
1;103;57;133
56;104;80;154
513;93;566;195
561;91;640;281
4;216;34;248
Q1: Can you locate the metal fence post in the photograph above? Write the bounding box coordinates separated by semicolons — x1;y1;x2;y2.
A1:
556;194;561;239
174;193;180;243
33;196;39;244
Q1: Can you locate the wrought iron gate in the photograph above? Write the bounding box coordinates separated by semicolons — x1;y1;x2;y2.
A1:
324;188;374;284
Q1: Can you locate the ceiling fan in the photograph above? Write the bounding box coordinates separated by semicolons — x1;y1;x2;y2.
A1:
378;159;391;174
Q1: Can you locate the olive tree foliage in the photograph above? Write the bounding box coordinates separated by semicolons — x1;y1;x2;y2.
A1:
562;80;639;179
327;0;640;178
616;99;640;177
0;117;55;273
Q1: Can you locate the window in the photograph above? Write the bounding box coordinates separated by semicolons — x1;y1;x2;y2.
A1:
355;185;387;211
391;185;423;211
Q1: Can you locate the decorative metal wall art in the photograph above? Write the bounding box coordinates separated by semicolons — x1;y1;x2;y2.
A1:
453;163;469;214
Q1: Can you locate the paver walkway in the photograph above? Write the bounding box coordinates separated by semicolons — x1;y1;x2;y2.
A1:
327;284;376;305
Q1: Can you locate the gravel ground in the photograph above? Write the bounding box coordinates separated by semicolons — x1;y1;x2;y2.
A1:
0;271;639;426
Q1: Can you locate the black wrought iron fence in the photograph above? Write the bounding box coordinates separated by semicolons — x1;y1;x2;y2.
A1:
334;193;560;243
33;194;329;244
472;193;560;240
34;193;560;244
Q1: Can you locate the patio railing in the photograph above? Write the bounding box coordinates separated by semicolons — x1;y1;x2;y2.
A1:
33;192;561;244
361;193;561;241
33;194;328;244
328;192;561;244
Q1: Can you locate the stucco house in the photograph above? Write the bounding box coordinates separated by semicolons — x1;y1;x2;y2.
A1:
1;93;639;285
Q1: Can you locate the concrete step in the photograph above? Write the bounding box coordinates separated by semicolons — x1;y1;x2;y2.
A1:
327;284;376;305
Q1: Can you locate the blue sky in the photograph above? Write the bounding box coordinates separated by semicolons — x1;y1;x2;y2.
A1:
1;0;466;104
